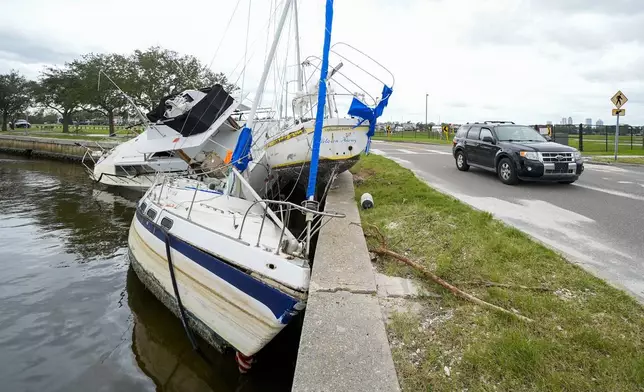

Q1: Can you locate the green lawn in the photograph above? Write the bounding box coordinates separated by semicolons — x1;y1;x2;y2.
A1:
373;131;453;145
29;124;142;136
590;156;644;165
351;154;644;392
564;134;644;155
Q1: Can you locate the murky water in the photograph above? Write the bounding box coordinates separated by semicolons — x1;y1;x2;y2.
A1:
0;153;300;392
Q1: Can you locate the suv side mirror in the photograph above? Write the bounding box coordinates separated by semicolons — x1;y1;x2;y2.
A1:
482;136;495;144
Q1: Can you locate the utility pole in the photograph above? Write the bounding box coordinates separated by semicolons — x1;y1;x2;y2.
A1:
425;93;428;136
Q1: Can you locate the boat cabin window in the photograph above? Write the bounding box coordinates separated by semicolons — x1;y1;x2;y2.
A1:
116;165;156;176
146;208;157;220
139;202;147;212
151;151;175;158
160;217;174;230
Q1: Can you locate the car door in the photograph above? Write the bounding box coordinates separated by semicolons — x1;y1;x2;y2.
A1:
465;126;481;165
478;127;499;169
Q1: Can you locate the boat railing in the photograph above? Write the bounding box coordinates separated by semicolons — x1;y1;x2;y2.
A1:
239;199;345;256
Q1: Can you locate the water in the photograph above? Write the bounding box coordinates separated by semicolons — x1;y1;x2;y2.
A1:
0;154;300;392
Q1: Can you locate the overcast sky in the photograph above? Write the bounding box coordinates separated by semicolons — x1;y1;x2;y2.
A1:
1;0;643;125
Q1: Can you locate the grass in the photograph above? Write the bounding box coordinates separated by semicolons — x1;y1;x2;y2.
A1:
372;131;453;145
590;156;644;165
351;154;644;392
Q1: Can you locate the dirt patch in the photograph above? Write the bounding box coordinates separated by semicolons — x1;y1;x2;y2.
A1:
352;167;376;186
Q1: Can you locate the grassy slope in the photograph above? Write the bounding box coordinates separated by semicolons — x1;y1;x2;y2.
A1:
351;154;644;392
591;156;644;165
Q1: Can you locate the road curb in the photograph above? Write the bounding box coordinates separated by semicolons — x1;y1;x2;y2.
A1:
292;171;401;392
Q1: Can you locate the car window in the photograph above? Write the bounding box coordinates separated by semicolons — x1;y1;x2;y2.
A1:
495;126;546;142
467;126;481;140
480;128;493;141
456;126;470;138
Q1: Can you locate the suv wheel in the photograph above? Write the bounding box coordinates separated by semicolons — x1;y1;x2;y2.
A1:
497;158;518;185
559;180;576;184
455;150;469;171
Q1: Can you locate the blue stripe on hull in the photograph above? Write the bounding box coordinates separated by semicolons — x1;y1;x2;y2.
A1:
135;209;301;323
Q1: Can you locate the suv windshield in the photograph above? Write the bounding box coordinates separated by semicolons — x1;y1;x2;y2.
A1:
495;126;546;142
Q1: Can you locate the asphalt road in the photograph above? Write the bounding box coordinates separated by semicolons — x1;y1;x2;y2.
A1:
371;140;644;303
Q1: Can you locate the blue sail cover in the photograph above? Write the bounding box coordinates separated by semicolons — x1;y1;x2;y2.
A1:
231;126;253;171
348;85;393;152
305;0;335;200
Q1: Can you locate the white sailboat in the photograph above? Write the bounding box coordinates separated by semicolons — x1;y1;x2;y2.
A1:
127;0;344;372
264;38;395;188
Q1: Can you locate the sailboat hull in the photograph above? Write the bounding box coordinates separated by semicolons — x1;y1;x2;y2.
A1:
265;119;369;185
128;210;306;356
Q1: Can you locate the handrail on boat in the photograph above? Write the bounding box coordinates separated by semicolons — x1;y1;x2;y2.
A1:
238;199;346;256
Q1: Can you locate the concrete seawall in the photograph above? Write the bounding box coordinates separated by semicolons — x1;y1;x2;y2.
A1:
0;135;118;162
292;172;400;392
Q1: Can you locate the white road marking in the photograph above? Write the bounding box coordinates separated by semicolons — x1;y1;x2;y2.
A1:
618;181;634;184
371;140;384;144
585;165;628;173
423;149;452;155
390;157;411;165
573;183;644;201
397;149;419;154
370;149;384;155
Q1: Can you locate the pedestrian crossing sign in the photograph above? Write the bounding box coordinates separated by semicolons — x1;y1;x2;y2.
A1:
611;91;628;109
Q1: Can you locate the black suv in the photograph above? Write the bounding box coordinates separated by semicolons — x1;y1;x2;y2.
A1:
452;122;584;185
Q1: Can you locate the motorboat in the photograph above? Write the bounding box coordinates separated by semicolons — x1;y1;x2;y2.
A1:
84;85;244;190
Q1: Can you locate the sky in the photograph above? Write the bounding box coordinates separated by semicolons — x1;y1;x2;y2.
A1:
1;0;643;125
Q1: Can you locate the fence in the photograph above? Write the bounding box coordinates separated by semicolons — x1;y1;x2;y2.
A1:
372;126;453;143
550;124;644;154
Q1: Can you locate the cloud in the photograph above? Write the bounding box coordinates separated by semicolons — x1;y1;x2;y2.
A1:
0;29;78;65
1;0;643;125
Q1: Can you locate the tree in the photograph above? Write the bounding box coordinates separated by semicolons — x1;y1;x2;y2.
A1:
72;53;132;136
33;65;84;133
127;46;236;113
0;70;33;131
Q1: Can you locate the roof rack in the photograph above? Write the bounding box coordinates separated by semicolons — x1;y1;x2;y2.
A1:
483;120;515;124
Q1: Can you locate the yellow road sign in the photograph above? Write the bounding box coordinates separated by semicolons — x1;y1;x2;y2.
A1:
612;108;625;116
611;90;628;108
442;125;449;133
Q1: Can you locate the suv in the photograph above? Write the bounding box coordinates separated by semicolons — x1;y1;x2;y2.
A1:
452;122;584;185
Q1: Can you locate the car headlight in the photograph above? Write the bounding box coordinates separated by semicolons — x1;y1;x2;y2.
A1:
573;150;582;160
520;151;540;161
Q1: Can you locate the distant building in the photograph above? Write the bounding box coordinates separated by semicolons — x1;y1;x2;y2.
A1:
561;118;567;125
585;118;592;126
596;119;604;127
546;121;553;125
567;117;573;125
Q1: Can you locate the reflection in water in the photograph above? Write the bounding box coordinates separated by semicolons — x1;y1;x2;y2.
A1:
0;154;299;392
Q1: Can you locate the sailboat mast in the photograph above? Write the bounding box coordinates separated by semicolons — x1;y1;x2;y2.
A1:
305;0;334;201
293;0;304;119
246;0;294;130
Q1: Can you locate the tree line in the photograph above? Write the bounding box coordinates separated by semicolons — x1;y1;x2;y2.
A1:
0;46;235;135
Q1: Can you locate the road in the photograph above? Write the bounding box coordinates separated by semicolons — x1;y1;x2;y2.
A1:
370;140;644;303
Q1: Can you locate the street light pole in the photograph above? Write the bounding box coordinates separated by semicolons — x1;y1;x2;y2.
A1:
425;93;428;137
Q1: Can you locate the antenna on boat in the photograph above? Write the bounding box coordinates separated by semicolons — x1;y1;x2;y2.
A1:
293;0;304;119
303;0;335;256
98;69;150;127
